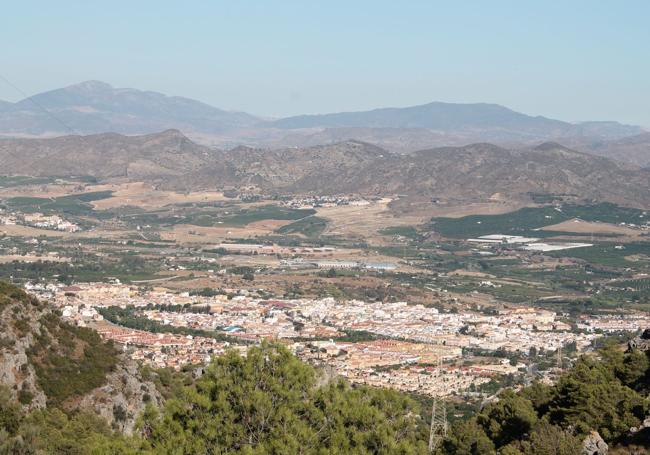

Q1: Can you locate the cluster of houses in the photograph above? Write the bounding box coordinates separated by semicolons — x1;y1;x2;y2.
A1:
0;209;80;232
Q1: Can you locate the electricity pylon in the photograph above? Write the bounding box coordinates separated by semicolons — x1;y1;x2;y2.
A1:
428;357;448;453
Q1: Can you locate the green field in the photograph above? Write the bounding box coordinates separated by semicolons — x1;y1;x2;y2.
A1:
122;205;316;228
548;242;650;268
379;225;424;240
0;175;98;188
5;191;114;216
222;205;315;226
276;215;328;237
429;203;647;238
0;176;57;188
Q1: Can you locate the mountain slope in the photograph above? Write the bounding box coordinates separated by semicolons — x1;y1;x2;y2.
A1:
0;282;161;433
2;131;649;210
578;132;650;167
0;129;215;179
267;102;642;144
238;142;650;208
0;82;643;150
0;80;259;136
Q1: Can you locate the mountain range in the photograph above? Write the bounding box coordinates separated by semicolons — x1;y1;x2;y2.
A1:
0;81;645;159
2;131;649;211
0;80;259;136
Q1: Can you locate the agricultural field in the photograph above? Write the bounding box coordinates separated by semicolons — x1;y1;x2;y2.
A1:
1;179;649;312
429;203;648;238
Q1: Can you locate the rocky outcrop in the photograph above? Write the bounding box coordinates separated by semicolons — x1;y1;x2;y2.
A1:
78;358;162;434
582;430;608;455
0;282;162;434
626;329;650;352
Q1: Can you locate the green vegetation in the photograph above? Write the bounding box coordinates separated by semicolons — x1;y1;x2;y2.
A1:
440;345;650;454
27;313;119;404
0;387;137;455
0;254;159;284
276;215;329;237
2;275;650;454
2;312;650;455
549;242;650;268
430;203;647;238
223;205;315;225
138;342;429;454
379;225;424;241
5;190;113;216
122;204;315;228
98;305;248;344
0;175;56;188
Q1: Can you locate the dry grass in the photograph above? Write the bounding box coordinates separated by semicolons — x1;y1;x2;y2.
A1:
0;254;70;263
317;198;425;239
160;223;276;244
541;218;644;241
90;182;229;209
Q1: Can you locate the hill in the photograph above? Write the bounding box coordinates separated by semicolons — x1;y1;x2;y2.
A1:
200;141;650;209
2;132;650;210
267;102;642;144
1;282;649;454
0;282;160;434
0;81;643;151
0;129;212;179
577;132;650;167
0;80;259;136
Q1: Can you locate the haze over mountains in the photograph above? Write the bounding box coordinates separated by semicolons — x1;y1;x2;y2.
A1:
1;80;649;209
2;130;649;211
0;80;259;136
0;81;645;158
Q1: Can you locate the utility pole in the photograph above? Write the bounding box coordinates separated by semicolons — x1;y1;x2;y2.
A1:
428;357;448;453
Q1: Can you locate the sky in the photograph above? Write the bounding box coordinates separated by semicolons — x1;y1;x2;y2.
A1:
2;1;649;126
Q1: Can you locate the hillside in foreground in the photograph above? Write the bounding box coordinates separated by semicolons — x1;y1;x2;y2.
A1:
1;282;650;454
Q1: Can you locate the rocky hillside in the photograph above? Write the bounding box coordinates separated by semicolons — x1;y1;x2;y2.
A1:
2;131;650;210
195;141;650;209
581;132;650;168
0;282;161;433
0;129;212;180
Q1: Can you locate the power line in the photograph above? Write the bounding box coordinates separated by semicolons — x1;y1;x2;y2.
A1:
0;73;79;135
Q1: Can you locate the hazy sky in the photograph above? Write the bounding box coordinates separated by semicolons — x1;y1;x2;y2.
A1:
2;1;649;126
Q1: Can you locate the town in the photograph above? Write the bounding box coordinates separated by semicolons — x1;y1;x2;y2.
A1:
25;281;650;398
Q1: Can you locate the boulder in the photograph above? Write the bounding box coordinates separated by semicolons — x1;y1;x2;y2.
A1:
582;431;608;455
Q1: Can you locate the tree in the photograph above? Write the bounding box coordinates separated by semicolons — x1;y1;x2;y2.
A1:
441;419;495;455
140;342;429;454
476;390;538;448
517;422;582;455
547;356;646;441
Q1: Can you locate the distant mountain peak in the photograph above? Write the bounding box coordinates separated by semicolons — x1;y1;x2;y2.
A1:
65;80;114;92
533;141;574;152
2;81;260;136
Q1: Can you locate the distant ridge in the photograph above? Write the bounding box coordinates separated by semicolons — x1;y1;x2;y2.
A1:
0;80;260;136
0;81;644;156
267;101;641;141
270;102;566;130
1;131;649;210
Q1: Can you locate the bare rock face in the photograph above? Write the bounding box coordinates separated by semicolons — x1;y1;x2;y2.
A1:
78;358;162;434
0;282;162;434
582;431;608;455
627;329;650;352
0;289;49;410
